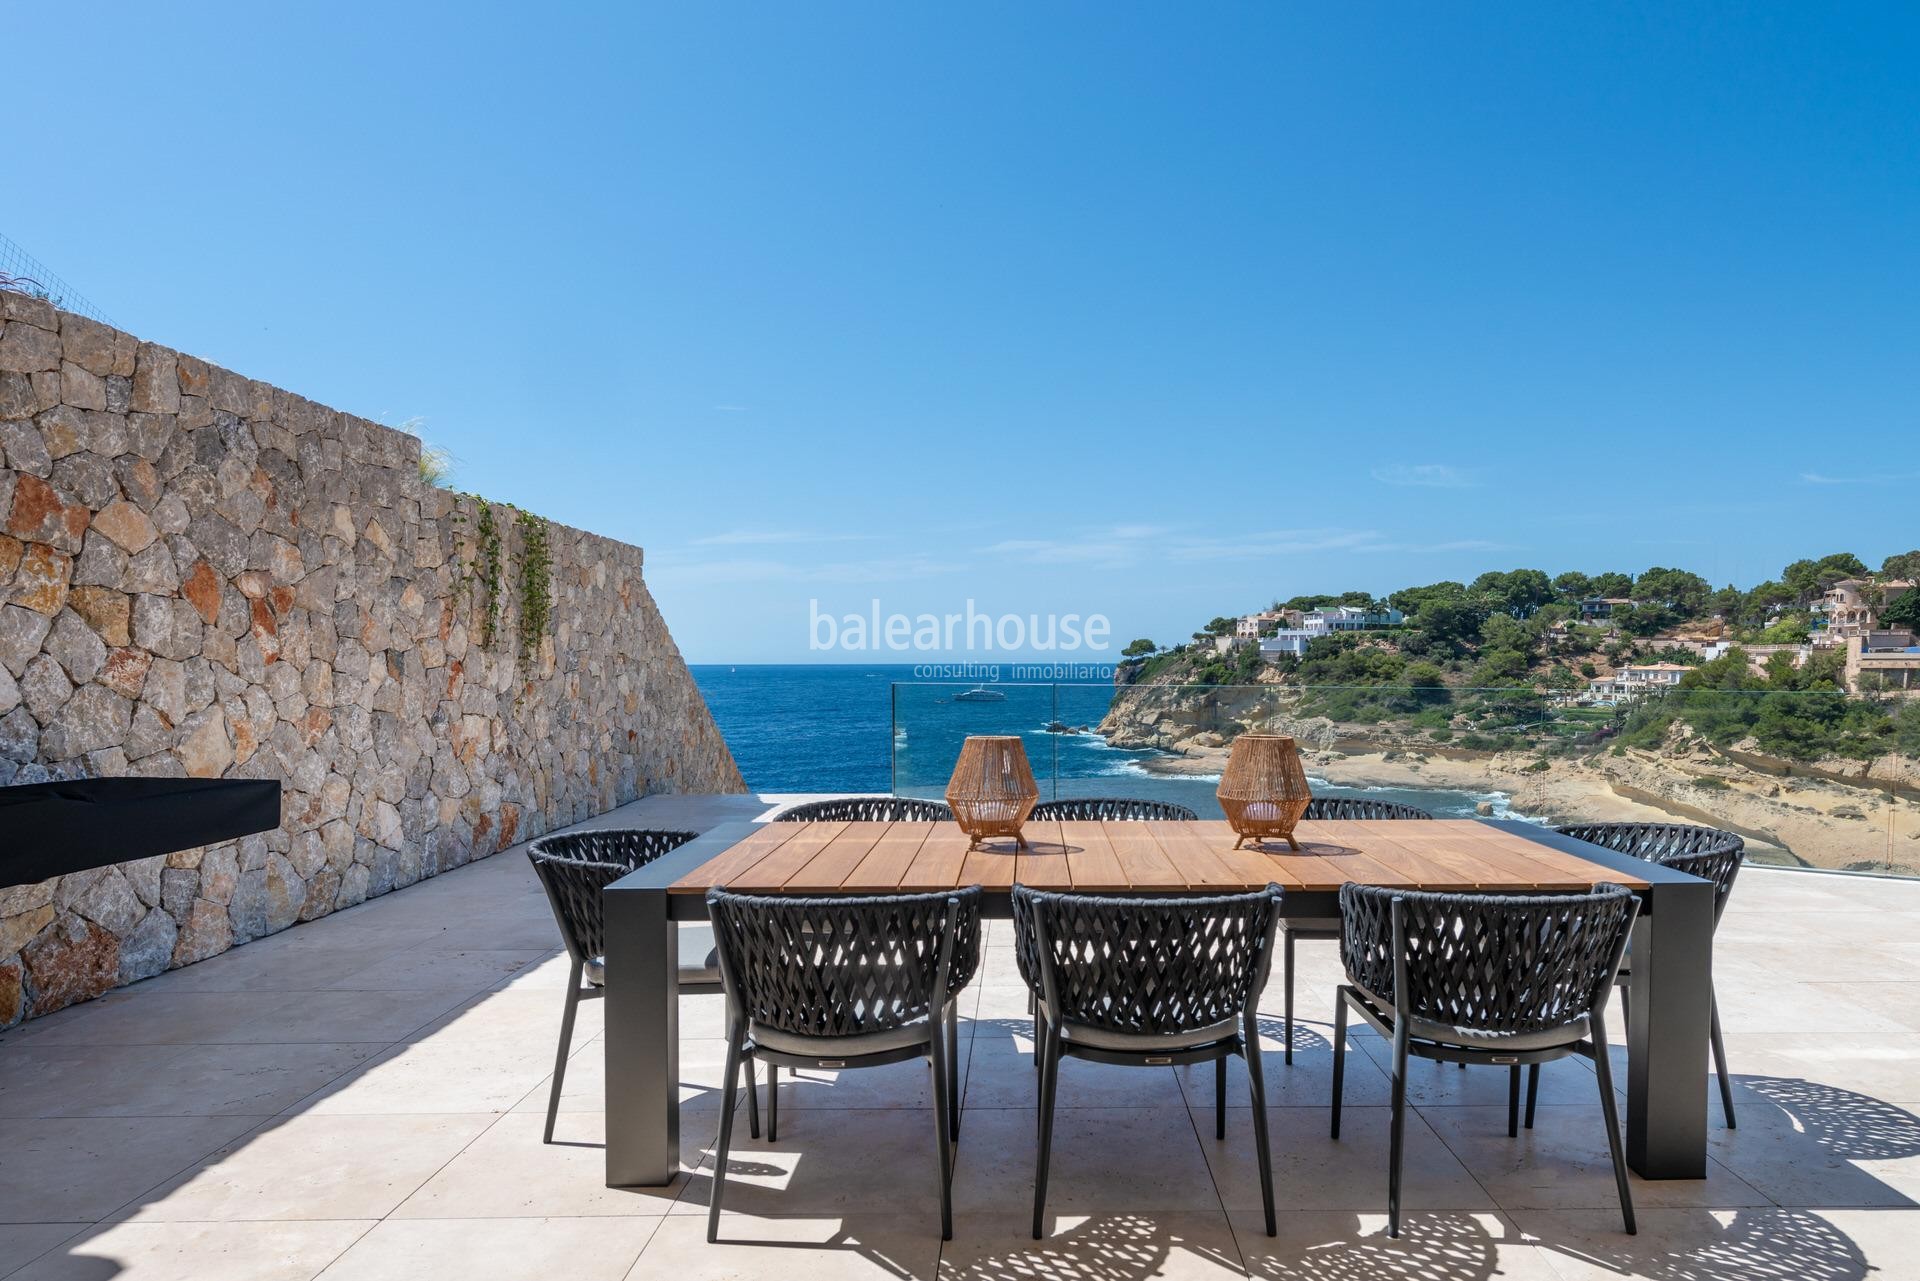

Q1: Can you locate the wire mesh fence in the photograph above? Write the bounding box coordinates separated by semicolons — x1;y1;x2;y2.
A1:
0;232;113;326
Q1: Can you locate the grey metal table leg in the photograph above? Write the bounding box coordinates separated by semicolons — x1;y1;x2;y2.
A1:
605;882;681;1187
1625;874;1714;1179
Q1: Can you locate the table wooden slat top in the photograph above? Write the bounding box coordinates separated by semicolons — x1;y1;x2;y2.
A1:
670;819;1649;895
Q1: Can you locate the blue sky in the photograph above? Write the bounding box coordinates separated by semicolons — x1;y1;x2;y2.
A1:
10;4;1918;662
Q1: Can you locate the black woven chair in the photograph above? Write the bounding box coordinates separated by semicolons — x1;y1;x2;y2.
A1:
1275;798;1434;1063
1012;883;1284;1239
704;885;981;1241
772;796;955;822
1557;821;1745;1127
528;830;737;1144
1332;883;1640;1237
1028;797;1199;822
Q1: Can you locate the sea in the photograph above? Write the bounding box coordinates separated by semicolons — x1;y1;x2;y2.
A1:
689;664;1526;820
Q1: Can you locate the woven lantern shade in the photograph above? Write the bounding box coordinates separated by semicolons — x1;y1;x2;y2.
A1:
946;735;1040;850
1217;733;1313;850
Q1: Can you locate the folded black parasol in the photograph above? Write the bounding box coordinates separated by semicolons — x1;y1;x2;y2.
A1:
0;777;282;889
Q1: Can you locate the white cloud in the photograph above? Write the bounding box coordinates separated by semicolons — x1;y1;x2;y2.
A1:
1369;463;1480;489
688;529;872;547
648;554;964;585
981;525;1168;569
1800;470;1920;486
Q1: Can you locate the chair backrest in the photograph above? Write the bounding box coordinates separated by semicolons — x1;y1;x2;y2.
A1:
1029;797;1199;822
527;829;698;965
1012;884;1283;1039
1339;883;1638;1036
1555;821;1744;921
1303;797;1434;821
706;886;982;1040
772;796;955;823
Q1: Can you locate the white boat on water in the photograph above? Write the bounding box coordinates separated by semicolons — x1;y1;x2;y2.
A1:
952;686;1007;703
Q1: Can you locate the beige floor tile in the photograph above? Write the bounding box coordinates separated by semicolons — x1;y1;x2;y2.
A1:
679;1106;959;1219
1349;1043;1609;1110
5;989;473;1048
1420;1105;1769;1211
0;1225;83;1281
1172;1028;1394;1110
963;1032;1186;1109
1804;982;1920;1037
6;1220;371;1281
1720;1035;1920;1104
511;1035;745;1116
298;1037;557;1115
412;986;606;1047
318;1217;658;1281
638;1213;940;1279
395;1112;684;1218
1514;1206;1882;1281
0;1115;266;1222
0;1043;380;1119
950;1106;1222;1217
944;1211;1245;1279
317;948;550;992
120;1112;496;1222
1232;1208;1567;1281
1705;1086;1920;1207
1197;1105;1495;1215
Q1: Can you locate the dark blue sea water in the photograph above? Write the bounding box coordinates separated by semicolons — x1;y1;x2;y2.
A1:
689;665;1524;819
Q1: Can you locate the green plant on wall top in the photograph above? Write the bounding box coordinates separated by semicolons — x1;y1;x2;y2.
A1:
470;501;504;649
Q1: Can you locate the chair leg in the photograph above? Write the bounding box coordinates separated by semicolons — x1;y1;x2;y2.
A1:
1525;1062;1540;1130
1283;929;1296;1066
543;962;584;1144
1032;1024;1061;1240
1508;1064;1521;1137
768;1063;778;1142
707;1035;745;1243
1245;1016;1277;1238
1215;1055;1227;1140
1388;1023;1409;1239
947;1004;962;1140
1710;996;1736;1130
1589;1018;1636;1235
745;1058;760;1140
929;1028;954;1240
1330;991;1348;1139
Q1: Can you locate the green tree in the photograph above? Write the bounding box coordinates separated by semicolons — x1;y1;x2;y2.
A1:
1632;567;1712;616
1121;637;1158;658
1552;571;1593;600
1473;568;1554;618
1589;572;1633;598
1203;616;1237;637
1881;588;1920;631
1881;550;1920;581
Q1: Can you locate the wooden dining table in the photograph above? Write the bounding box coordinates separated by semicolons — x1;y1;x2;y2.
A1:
602;817;1715;1188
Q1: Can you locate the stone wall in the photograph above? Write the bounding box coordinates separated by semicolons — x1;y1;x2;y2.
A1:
0;294;745;1025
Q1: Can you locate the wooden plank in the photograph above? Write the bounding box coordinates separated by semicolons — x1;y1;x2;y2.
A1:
1058;820;1128;891
1341;821;1520;890
903;825;972;892
670;823;804;892
839;822;932;893
1015;819;1073;890
722;821;852;891
780;821;892;892
1179;820;1349;890
1103;819;1186;888
1153;821;1300;890
959;835;1019;890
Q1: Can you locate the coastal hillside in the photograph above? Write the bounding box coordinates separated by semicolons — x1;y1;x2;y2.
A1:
1102;552;1920;872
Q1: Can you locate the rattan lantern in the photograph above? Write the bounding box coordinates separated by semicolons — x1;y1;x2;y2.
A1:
1217;734;1313;850
946;735;1039;850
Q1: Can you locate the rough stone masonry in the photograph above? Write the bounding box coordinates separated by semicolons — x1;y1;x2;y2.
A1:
0;294;745;1025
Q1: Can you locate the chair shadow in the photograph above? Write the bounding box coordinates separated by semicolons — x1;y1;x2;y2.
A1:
1735;1074;1920;1162
1540;1206;1873;1281
1240;1212;1517;1281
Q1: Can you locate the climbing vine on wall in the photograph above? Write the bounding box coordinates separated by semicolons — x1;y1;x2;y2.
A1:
470;501;504;649
514;508;552;674
454;496;551;671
